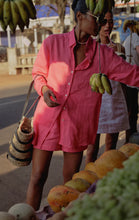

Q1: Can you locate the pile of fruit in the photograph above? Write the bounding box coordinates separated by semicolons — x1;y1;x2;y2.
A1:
47;143;139;220
0;0;36;33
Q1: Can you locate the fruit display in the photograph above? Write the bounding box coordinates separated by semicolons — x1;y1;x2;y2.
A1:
47;185;80;213
119;143;139;157
89;73;112;95
0;0;36;33
66;151;139;220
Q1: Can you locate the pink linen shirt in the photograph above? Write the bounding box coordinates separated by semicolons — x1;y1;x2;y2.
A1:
32;28;139;152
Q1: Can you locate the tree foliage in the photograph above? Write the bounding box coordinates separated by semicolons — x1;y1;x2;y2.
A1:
34;0;71;31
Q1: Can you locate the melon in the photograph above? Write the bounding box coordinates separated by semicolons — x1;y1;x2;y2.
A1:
8;203;37;220
94;149;128;178
0;212;15;220
119;143;139;157
47;185;80;213
72;170;99;184
65;178;91;192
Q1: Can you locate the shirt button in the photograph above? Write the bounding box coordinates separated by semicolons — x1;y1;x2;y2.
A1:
71;70;74;74
65;94;67;97
68;82;70;85
63;107;66;110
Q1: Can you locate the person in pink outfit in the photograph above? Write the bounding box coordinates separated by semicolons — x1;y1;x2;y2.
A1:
26;0;139;210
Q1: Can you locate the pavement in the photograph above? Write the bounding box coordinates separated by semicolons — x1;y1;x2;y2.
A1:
0;73;138;212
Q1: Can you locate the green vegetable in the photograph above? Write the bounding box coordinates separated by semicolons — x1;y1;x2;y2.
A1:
66;151;139;220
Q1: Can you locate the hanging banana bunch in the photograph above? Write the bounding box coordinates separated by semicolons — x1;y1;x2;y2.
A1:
85;0;115;16
89;73;112;95
0;0;37;33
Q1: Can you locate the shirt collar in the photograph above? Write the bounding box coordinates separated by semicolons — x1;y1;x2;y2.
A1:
68;28;93;48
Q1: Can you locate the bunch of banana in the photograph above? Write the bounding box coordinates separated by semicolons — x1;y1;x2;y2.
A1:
89;73;112;95
85;0;115;16
0;0;36;33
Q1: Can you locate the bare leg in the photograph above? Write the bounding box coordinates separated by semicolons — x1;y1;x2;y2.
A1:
26;148;53;211
63;151;83;183
85;134;100;164
105;133;119;151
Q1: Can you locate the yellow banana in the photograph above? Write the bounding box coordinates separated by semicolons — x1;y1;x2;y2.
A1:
85;0;89;8
10;0;20;28
14;0;29;27
95;73;105;94
101;74;112;95
0;0;4;20
90;74;98;92
3;0;12;26
20;0;36;19
95;73;102;87
89;0;95;13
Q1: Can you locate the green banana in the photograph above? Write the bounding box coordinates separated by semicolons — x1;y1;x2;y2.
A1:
10;0;20;28
9;21;16;33
18;18;25;32
89;0;95;13
3;0;11;26
0;19;7;31
20;0;36;19
94;0;100;15
14;0;29;27
101;74;112;95
0;0;4;20
98;0;105;14
85;0;89;8
107;0;112;11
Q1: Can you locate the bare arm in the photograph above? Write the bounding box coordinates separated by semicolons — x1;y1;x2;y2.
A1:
136;45;139;55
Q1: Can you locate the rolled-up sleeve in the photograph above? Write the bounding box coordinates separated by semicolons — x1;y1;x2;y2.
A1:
32;39;50;95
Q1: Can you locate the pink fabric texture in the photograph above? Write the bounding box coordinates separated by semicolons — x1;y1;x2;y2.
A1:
32;29;139;152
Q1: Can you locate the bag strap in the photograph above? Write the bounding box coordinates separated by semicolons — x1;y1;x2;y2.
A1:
21;74;47;120
21;80;40;120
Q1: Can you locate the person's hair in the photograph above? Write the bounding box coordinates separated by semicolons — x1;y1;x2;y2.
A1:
71;0;88;22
